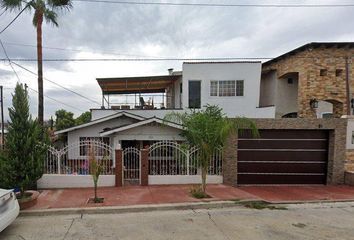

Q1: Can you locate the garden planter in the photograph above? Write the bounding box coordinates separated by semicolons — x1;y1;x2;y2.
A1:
17;190;40;210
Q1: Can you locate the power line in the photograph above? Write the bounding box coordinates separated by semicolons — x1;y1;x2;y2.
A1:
10;61;102;106
1;56;354;62
0;5;28;35
2;41;163;58
0;39;84;112
73;0;354;8
26;86;83;112
0;10;6;17
0;40;21;82
0;57;272;61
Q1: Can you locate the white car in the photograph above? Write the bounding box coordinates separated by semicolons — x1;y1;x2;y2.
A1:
0;189;19;232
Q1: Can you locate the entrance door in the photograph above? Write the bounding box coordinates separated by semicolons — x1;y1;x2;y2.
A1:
123;147;141;185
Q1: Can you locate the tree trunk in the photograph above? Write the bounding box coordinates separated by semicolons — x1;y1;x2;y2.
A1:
94;180;98;202
36;12;44;126
201;166;207;193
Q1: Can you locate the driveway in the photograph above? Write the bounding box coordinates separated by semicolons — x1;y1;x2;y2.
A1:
1;202;354;240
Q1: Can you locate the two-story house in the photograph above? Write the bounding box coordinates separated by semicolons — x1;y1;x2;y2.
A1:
56;61;275;151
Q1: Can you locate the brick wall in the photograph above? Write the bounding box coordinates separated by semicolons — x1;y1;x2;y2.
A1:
262;45;354;118
223;118;347;185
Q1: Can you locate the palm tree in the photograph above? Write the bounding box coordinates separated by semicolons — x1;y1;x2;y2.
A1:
1;0;73;125
165;105;259;193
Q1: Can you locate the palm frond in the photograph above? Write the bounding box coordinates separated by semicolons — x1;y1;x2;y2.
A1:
43;8;58;26
47;0;72;10
232;117;259;138
1;0;23;11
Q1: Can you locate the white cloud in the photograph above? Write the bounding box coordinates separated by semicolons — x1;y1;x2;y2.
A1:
0;0;353;120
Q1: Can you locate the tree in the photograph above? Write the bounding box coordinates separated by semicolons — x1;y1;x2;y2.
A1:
165;105;258;193
55;109;75;131
89;147;104;203
2;83;47;196
75;111;91;125
1;0;73;125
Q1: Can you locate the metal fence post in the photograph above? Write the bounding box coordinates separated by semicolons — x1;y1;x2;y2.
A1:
186;150;190;175
57;152;61;174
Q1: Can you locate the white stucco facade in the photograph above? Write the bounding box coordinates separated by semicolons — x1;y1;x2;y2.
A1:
182;62;275;118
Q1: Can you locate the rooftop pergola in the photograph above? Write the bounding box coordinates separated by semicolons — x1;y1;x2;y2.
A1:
97;74;181;109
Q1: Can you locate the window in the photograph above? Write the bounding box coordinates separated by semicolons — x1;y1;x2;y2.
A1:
210;81;218;96
320;69;327;76
352;131;354;144
219;81;236;96
188;81;201;108
79;137;110;156
210;80;244;97
336;69;343;77
236;80;244;96
287;78;293;84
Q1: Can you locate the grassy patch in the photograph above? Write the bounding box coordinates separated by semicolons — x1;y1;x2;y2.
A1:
240;201;287;210
87;197;104;204
190;185;211;199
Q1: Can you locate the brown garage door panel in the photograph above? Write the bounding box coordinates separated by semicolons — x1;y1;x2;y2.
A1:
238;139;328;149
238;162;327;173
238;151;328;162
239;130;328;139
238;174;326;185
237;129;329;185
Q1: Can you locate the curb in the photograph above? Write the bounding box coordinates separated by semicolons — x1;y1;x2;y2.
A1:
20;200;240;217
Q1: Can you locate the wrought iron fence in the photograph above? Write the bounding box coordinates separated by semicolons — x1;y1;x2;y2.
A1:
148;141;222;176
44;140;114;175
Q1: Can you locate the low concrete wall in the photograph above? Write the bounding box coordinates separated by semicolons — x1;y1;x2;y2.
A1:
148;175;223;185
37;174;115;189
345;171;354;186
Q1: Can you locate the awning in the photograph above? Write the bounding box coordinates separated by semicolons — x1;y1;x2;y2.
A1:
97;74;181;94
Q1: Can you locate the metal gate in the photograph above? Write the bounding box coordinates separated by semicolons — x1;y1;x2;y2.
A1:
123;147;141;185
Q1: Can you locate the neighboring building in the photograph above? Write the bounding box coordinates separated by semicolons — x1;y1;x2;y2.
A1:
260;42;354;118
56;61;275;154
259;42;354;171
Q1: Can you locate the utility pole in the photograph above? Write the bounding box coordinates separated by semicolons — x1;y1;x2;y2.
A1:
0;86;4;149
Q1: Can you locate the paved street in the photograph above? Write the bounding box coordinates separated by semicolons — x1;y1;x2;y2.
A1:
1;202;354;240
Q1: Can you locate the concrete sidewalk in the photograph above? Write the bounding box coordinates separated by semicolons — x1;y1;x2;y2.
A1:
29;184;354;211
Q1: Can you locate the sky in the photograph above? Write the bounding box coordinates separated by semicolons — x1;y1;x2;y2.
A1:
0;0;353;121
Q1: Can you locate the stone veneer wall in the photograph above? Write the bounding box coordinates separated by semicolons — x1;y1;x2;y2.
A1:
262;46;354;118
223;118;347;186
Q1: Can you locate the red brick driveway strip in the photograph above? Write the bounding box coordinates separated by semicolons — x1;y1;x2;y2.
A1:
239;185;354;203
29;184;260;210
29;184;354;210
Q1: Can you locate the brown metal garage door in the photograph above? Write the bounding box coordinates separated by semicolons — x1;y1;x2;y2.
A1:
237;130;328;185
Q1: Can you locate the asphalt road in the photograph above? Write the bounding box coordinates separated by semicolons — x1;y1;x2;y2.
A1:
1;202;354;240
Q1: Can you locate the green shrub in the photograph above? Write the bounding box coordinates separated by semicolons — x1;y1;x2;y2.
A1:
2;83;48;197
190;185;210;199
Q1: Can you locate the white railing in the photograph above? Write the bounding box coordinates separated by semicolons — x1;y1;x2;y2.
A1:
44;140;114;175
148;141;223;176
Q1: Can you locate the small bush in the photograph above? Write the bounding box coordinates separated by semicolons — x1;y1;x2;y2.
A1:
190;185;210;199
